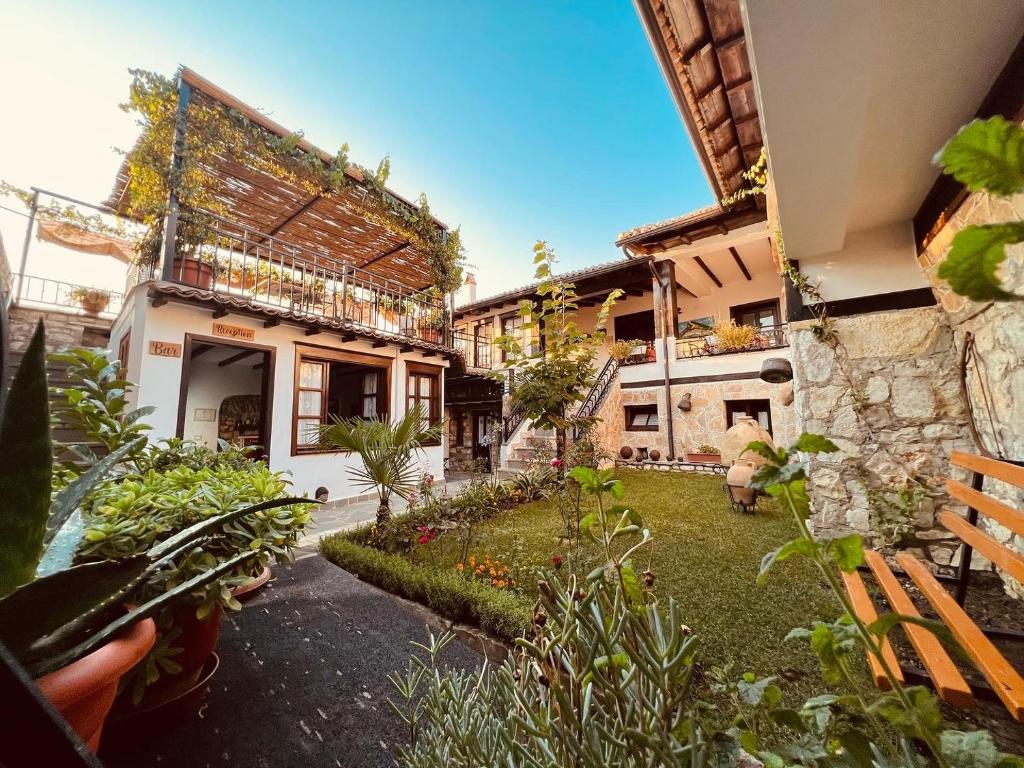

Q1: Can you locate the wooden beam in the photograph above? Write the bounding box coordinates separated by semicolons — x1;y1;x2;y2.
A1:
305;328;321;336
360;240;412;270
152;296;168;307
625;287;645;297
693;256;722;288
730;247;751;280
340;332;357;342
191;343;214;359
218;349;259;367
263;318;281;328
423;351;437;357
372;340;387;348
400;345;415;354
212;308;229;319
252;363;263;370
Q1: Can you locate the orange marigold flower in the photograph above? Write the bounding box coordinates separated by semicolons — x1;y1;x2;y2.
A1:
455;563;464;571
496;580;507;588
489;568;497;576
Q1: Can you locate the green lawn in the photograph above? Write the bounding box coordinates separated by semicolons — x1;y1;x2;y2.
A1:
411;469;842;691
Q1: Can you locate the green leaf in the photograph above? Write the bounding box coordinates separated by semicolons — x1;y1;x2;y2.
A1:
758;538;817;585
793;433;839;455
618;563;643;605
737;674;779;707
0;323;52;598
743;440;781;465
867;612;950;642
937;223;1024;302
939;730;1001;768
824;534;864;573
869;686;942;738
579;513;601;543
937;116;1024;196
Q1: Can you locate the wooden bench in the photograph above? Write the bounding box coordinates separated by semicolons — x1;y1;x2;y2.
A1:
842;451;1024;722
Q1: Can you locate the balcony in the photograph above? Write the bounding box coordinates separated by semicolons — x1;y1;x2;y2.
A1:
129;211;453;348
451;328;493;369
12;273;124;319
675;323;788;359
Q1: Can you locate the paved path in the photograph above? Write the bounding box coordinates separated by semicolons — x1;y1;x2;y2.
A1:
101;557;481;767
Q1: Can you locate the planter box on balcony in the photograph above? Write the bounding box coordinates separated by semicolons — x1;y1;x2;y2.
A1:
685;452;722;463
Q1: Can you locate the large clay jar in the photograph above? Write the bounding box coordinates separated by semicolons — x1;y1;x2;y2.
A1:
619;446;633;460
721;416;774;467
726;461;757;506
36;617;156;752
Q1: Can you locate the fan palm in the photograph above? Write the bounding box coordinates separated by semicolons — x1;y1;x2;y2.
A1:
318;406;443;526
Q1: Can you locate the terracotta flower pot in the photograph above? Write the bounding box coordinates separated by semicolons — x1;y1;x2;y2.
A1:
685;452;721;463
36;617;156;752
231;565;271;602
172;256;214;289
726;462;757;506
79;293;110;314
721;416;774;467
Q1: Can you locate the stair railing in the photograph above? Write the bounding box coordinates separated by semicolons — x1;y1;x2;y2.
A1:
572;357;620;440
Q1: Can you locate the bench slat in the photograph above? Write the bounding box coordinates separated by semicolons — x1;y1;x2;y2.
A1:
946;479;1024;538
940;511;1024;584
840;568;904;689
950;452;1024;490
863;549;974;708
897;553;1024;722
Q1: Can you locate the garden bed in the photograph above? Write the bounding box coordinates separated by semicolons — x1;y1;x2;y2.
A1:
321;470;842;696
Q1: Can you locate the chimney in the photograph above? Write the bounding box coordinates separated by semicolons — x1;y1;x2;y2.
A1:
457;272;477;306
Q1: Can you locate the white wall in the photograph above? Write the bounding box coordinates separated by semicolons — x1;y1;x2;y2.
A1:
674;269;785;328
126;299;447;500
181;356;262;448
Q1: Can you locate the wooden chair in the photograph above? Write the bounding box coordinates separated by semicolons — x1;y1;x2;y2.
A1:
842;451;1024;721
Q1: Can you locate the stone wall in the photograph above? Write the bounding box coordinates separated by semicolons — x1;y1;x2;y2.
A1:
8;306;113;355
917;185;1024;597
792;306;974;572
592;376;797;459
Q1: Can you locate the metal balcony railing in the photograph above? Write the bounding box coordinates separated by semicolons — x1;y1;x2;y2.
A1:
13;273;124;318
675;323;789;359
451;328;493;368
135;210;451;347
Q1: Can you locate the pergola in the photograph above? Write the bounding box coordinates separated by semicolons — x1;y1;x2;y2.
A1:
106;68;444;291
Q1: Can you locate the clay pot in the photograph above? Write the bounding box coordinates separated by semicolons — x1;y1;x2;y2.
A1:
172;256;214;290
231;565;271;602
649;449;661;462
721;416;774;467
36;617;156;752
619;446;633;460
685;452;721;463
726;462;757;507
636;446;650;462
759;357;793;384
79;293;110;314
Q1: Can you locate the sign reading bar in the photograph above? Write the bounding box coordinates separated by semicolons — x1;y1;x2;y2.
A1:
212;322;255;342
148;340;182;358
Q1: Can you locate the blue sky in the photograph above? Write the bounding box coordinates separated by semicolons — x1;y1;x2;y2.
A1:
0;0;713;296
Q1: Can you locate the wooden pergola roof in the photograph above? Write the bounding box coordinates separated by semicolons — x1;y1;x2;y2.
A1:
107;68;445;291
635;0;765;199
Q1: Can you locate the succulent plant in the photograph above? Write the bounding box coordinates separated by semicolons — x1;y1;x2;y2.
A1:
0;318;304;677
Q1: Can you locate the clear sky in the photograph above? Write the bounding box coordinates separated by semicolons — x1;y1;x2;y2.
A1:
0;0;713;297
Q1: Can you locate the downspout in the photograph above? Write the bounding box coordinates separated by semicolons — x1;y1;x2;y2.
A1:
640;251;676;462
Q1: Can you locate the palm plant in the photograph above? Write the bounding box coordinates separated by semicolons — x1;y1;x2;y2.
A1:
318;406;443;526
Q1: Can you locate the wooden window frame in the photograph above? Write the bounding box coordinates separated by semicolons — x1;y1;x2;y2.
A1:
117;329;131;376
724;398;773;435
730;299;781;328
624;403;659;432
292;343;392;456
406;361;442;446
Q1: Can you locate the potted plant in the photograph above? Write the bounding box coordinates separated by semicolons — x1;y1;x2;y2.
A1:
0;325;307;752
417;305;446;343
710;320;757;352
608;338;646;365
685;443;722;463
68;286;112;314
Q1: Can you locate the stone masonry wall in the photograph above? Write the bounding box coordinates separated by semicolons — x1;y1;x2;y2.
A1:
8;306;113;356
792;306;974;573
918;184;1024;597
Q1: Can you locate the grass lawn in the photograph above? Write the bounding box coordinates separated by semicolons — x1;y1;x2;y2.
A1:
409;469;842;693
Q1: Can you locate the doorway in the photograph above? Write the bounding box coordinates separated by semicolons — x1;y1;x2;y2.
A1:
473;411;494;469
724;398;772;436
176;334;276;459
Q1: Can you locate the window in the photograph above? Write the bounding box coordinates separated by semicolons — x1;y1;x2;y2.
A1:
116;330;131;375
614;310;656;344
473;321;492;368
500;312;534;361
407;363;441;444
725;399;773;435
624;403;659;431
731;299;780;330
294;347;390;453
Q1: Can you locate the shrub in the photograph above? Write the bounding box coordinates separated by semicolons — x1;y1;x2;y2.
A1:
696;443;720;455
319;536;531;642
711;320;757;350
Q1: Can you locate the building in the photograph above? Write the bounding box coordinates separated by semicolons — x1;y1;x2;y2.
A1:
7;68;463;504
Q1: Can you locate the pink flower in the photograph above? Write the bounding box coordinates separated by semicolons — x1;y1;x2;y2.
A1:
550;555;563;569
418;534;431;545
423;474;434;487
550;458;562;469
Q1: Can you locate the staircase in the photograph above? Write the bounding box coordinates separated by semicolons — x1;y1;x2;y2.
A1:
572;357;619;440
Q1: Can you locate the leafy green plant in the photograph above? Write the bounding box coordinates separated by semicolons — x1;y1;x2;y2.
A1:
608;338;645;362
318;405;442;525
748;433;1020;768
935;116;1024;302
494;242;622;460
696;443;720;455
0;322;306;678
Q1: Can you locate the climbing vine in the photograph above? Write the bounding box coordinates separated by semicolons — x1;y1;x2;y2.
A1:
119;69;465;293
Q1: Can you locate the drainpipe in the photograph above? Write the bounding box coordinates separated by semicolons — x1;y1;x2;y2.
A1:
644;254;676;462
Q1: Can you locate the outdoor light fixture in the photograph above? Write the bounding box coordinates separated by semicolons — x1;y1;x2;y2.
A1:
677;392;692;412
759;357;793;384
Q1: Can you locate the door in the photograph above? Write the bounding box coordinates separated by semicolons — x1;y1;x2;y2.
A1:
473;412;492;468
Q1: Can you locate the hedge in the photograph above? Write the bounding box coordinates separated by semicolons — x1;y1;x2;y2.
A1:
319;535;532;643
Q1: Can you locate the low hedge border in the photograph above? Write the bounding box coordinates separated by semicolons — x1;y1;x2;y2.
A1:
319;534;532;644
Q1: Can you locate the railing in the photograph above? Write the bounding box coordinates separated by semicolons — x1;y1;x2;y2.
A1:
13;273;124;318
451;328;493;368
675;324;788;359
137;210;451;347
572;357;620;440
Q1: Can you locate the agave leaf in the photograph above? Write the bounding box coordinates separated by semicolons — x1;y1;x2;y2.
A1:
148;496;311;559
36;510;85;577
45;436;147;547
0;555;149;659
0;323;53;598
28;549;258;677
